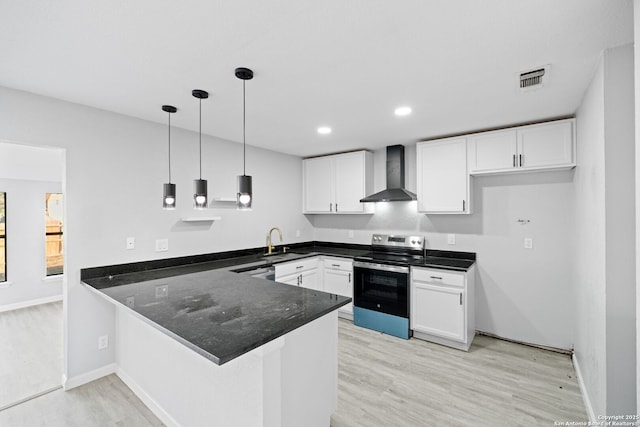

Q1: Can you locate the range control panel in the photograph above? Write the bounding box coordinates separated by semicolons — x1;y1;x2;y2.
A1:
371;234;425;250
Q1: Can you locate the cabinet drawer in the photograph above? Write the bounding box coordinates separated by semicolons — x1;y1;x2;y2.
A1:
412;267;465;287
323;257;353;271
275;257;319;277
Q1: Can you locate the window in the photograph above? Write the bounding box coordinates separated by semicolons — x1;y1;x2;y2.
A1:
45;193;63;276
0;192;5;282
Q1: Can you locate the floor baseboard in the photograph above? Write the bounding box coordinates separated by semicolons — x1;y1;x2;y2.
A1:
63;363;116;391
572;353;596;422
0;295;62;313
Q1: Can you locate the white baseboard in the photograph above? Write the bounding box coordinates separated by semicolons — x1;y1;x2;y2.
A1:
0;294;63;313
63;363;116;390
572;354;596;422
115;367;181;427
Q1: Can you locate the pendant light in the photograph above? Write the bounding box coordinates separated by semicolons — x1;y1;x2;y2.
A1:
235;67;253;210
192;89;209;209
162;105;178;209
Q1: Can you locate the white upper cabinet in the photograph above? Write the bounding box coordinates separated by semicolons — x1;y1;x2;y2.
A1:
517;120;575;169
303;150;373;214
468;118;575;174
468;129;517;173
303;156;333;212
416;137;470;214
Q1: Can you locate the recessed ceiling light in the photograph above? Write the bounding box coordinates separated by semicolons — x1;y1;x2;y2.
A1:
317;126;332;135
394;106;412;116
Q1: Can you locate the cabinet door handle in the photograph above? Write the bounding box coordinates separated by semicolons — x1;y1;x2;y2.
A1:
329;203;333;212
512;154;516;167
348;273;351;283
297;274;301;286
459;293;463;305
430;276;443;280
296;265;304;270
336;203;338;212
332;264;340;267
519;154;523;167
462;200;466;211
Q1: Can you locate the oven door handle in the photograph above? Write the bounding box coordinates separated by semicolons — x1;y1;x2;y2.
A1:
353;261;409;274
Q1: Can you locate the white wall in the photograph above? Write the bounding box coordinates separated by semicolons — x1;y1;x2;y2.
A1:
634;0;640;416
311;147;576;350
0;178;63;309
0;85;313;383
574;52;607;419
574;44;636;418
603;43;636;417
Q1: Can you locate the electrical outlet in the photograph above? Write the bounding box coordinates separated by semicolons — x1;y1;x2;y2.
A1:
155;238;169;252
524;238;533;249
348;230;354;239
447;234;456;245
126;237;135;250
295;229;301;238
98;335;109;350
155;284;169;298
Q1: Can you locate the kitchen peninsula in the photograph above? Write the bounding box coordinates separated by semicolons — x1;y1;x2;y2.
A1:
82;252;351;427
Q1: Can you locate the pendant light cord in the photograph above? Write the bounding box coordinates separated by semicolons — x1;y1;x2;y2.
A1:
199;97;202;179
243;79;246;176
167;111;172;183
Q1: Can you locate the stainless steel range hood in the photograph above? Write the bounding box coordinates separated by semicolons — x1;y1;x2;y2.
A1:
360;145;417;203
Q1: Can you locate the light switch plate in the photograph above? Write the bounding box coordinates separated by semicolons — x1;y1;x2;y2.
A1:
447;234;456;245
126;237;135;250
524;238;533;249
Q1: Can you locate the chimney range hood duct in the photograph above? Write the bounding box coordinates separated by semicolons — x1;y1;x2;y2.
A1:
360;145;417;203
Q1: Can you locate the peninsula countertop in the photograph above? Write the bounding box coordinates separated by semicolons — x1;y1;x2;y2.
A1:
84;266;349;365
81;241;475;365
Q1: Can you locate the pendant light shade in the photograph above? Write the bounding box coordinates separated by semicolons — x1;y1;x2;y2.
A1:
235;67;254;210
162;105;177;210
192;89;209;209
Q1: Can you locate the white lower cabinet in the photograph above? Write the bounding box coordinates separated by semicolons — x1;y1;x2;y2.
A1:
275;258;320;290
411;266;475;351
275;256;354;319
322;257;353;319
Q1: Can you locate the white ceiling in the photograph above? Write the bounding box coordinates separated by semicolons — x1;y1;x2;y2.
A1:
0;0;634;157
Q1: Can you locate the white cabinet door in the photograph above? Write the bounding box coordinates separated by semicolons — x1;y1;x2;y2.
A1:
276;272;301;286
468;129;517;173
324;269;353;314
303;151;372;214
412;282;465;342
417;138;469;214
303;156;333;213
517;120;574;169
300;269;320;291
334;152;367;213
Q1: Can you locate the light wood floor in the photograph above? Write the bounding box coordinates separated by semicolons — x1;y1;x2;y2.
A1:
0;313;586;426
0;301;63;410
331;319;587;427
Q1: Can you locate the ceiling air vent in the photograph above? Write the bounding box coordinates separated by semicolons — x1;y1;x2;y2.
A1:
519;66;548;91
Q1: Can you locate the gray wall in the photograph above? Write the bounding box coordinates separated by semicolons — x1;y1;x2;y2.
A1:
312;147;576;351
0;85;313;383
574;43;636;418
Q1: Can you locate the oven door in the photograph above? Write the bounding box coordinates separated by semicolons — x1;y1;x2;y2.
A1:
353;261;409;318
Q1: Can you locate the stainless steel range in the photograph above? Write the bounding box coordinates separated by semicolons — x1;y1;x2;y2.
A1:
353;234;425;339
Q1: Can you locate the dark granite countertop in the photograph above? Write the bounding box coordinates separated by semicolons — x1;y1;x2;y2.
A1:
86;268;348;365
81;241;475;365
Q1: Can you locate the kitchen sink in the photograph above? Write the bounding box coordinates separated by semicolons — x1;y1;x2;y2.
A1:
260;252;303;262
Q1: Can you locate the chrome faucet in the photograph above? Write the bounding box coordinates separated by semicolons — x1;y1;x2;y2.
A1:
267;227;283;255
